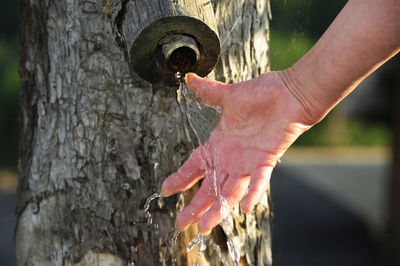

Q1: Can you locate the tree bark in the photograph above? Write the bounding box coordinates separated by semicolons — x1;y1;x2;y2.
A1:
16;0;272;265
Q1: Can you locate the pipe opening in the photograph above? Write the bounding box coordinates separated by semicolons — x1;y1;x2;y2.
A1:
167;46;198;74
161;35;200;74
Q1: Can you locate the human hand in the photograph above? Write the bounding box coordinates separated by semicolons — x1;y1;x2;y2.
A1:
161;71;315;235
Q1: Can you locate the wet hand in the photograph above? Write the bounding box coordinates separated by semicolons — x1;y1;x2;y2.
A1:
161;72;314;235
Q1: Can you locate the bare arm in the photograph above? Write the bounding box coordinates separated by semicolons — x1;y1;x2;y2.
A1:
161;0;400;235
281;0;400;125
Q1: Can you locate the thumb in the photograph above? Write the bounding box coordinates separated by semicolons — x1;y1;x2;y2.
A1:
185;73;232;107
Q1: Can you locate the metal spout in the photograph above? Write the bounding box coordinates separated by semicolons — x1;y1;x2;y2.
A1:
130;16;220;87
162;35;200;74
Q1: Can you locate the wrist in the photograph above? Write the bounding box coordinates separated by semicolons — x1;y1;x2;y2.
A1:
277;67;333;126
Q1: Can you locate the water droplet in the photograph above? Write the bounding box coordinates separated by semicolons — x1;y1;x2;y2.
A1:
175;71;182;80
154;223;160;235
157;196;165;209
123;183;130;190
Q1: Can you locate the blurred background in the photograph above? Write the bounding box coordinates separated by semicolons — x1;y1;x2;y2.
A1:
0;0;20;265
0;0;398;265
269;1;399;265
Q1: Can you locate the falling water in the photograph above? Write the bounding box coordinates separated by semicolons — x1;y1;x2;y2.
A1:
221;219;240;266
177;73;240;265
144;192;182;263
170;229;181;247
186;233;207;266
144;192;162;225
186;232;225;265
176;72;220;145
187;233;208;253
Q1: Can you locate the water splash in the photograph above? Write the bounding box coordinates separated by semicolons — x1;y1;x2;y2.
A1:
129;246;138;266
187;233;208;253
177;73;240;265
186;232;225;264
169;229;181;247
221;219;240;266
161;228;181;264
209;239;223;262
144;192;162;225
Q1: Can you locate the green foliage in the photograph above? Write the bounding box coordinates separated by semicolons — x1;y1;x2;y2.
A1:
269;0;391;147
0;39;20;168
345;120;391;146
270;0;347;39
269;29;313;71
295;112;392;147
2;59;19;95
0;0;20;168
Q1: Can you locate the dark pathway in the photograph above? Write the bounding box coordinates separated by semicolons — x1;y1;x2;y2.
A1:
271;167;382;266
0;193;16;266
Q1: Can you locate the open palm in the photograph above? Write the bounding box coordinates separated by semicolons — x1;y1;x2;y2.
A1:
162;72;313;235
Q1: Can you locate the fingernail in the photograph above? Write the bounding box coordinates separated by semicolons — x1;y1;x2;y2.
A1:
161;191;171;197
185;72;198;85
242;206;251;214
197;219;211;235
198;226;212;236
184;73;191;84
161;183;171;197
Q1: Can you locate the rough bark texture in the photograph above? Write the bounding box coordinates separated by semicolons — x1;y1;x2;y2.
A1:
212;1;273;265
16;0;272;265
125;0;220;86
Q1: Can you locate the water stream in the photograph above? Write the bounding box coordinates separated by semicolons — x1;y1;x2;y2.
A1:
187;232;224;264
169;229;181;247
176;72;220;145
221;219;240;266
142;73;240;265
177;73;240;266
144;192;162;225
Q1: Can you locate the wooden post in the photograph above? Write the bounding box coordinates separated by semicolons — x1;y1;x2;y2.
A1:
16;0;273;265
124;0;220;86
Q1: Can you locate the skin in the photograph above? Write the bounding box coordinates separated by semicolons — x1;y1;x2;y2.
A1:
161;0;400;235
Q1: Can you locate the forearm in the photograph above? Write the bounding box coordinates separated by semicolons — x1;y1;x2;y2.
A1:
279;0;400;124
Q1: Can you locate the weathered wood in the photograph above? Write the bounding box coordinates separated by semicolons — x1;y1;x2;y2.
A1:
17;1;189;264
129;16;220;86
122;0;218;45
126;0;220;86
16;0;272;265
212;1;273;265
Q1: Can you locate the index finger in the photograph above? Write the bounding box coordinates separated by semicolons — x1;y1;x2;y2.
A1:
161;148;205;197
